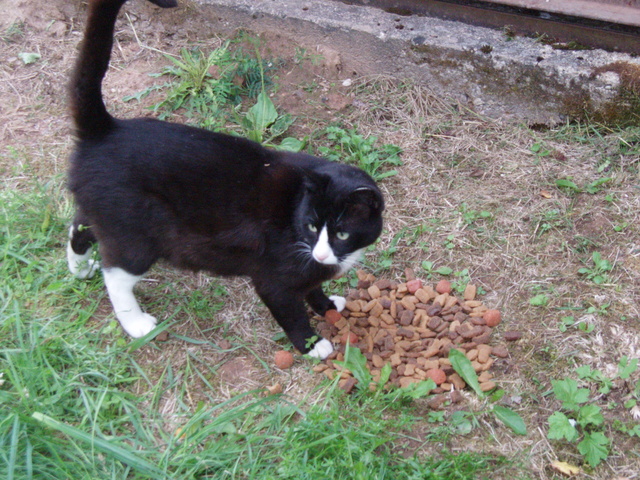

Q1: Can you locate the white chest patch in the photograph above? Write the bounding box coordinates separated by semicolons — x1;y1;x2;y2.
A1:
311;226;338;265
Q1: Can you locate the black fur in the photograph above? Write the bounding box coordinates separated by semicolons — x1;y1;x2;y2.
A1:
67;0;384;354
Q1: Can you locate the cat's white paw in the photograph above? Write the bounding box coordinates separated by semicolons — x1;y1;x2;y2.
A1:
329;295;347;313
67;241;99;279
119;313;157;338
307;338;334;360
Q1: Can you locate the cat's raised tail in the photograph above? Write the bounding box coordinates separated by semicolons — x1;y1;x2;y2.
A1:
69;0;178;140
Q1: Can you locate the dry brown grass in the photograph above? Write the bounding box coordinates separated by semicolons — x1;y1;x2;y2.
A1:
3;0;640;477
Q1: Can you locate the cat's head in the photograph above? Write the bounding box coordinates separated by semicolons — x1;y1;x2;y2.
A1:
295;164;384;274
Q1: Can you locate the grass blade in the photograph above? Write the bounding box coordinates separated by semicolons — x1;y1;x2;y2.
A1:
32;412;166;479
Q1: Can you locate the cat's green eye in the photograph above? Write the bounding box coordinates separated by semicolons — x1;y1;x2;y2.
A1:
308;224;318;233
336;232;350;240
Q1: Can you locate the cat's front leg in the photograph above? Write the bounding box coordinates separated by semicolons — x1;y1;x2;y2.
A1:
254;284;334;359
306;287;346;314
103;267;157;337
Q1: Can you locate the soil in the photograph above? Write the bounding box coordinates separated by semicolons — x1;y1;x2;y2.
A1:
2;0;640;478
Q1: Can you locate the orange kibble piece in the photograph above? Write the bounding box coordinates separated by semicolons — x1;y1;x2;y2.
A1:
406;279;423;294
425;368;447;385
435;280;451;294
483;309;502;327
325;309;343;325
341;331;359;345
274;350;294;369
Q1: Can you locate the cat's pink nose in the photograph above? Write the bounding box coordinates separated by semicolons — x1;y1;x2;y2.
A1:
314;252;329;262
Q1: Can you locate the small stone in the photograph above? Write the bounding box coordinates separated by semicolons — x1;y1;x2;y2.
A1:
504;331;523;342
217;339;232;350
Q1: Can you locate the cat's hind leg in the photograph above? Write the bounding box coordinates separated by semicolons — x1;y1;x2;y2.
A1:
67;218;99;279
102;267;157;338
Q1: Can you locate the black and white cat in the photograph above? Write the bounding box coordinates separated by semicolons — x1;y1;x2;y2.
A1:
66;0;384;359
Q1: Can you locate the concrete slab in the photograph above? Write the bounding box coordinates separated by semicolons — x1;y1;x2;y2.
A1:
196;0;640;124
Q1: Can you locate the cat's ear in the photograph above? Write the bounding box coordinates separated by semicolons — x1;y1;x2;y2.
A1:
345;187;384;219
303;171;330;194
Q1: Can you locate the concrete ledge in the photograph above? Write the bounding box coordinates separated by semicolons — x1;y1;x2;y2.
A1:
197;0;640;124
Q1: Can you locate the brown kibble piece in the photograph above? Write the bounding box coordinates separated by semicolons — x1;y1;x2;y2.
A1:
368;285;381;299
463;284;477;301
404;268;416;281
483;309;501;327
155;331;170;342
325;309;343;325
339;377;358;394
480;380;496;392
492;345;509;358
504;331;523;341
274;350;294;369
436;280;451;294
265;383;283;395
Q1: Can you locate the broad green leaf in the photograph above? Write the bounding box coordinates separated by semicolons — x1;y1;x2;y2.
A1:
618;356;639;379
18;52;41;64
334;344;372;389
577;404;603;427
552;379;589;411
578;432;609;467
529;294;549;307
555;178;580;192
276;137;304;152
449;348;483;397
493;406;527;435
436;267;453;275
246;91;278;136
575;365;593;379
400;379;437;399
547;411;578;442
450;411;476;435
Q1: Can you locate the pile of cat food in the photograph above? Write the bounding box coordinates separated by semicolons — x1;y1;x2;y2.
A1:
312;269;510;395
